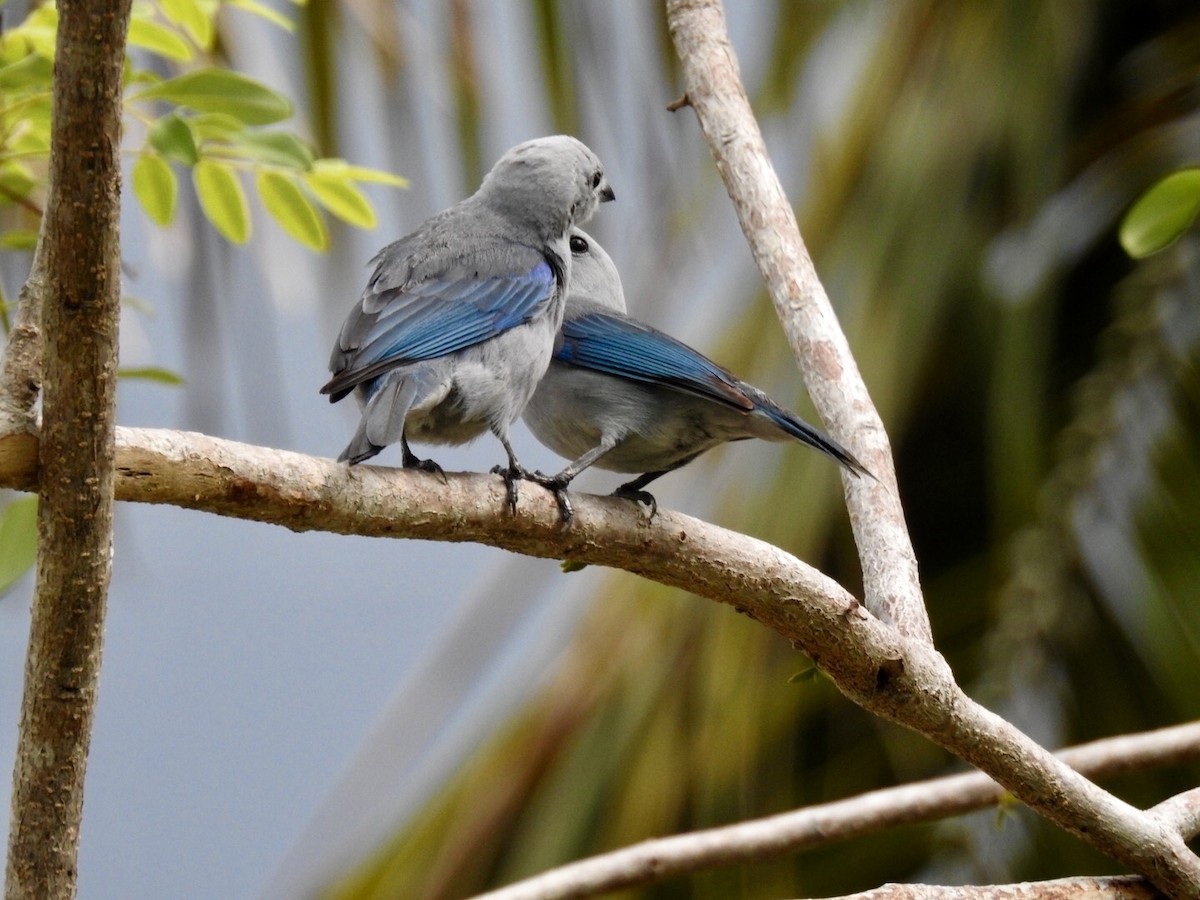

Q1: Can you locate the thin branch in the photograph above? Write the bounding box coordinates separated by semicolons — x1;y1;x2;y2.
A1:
664;0;929;643
1;427;1196;893
0;244;46;437
4;0;132;897
0;126;51;435
471;720;1200;900
1154;788;1200;840
824;876;1161;900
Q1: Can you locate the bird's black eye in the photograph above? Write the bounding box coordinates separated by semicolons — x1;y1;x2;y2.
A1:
591;171;603;189
569;234;589;254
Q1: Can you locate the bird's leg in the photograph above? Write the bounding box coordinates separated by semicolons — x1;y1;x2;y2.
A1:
401;435;447;483
527;439;616;526
612;470;668;519
489;433;527;514
524;470;575;525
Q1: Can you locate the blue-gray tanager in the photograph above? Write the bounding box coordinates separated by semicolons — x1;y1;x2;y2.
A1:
321;136;615;510
523;230;870;521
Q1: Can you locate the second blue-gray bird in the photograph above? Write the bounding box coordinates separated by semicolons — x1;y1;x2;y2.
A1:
322;136;614;511
523;230;870;521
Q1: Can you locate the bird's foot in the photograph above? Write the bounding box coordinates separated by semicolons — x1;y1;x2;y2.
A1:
489;464;526;514
527;471;575;525
402;447;447;484
612;485;658;519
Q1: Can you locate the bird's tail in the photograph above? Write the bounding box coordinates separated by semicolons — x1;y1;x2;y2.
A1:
338;422;385;465
754;391;873;479
337;373;421;465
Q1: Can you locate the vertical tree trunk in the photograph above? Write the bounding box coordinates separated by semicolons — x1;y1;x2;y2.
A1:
4;1;132;897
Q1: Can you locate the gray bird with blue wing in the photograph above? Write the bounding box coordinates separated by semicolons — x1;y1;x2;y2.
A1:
524;229;871;521
322;136;614;510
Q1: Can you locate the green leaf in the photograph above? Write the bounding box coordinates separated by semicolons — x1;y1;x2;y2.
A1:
1;96;53;152
148;111;199;165
313;158;409;188
304;170;375;228
0;52;53;91
225;0;295;31
7;7;59;59
560;560;589;573
0;496;38;596
194;159;250;243
127;18;193;61
135;68;292;125
1120;168;1200;259
118;366;185;385
9;122;51;156
189;112;246;142
158;0;214;48
0;161;36;204
126;68;164;87
787;666;820;684
227;131;314;169
256;170;327;251
0;229;39;250
133;153;178;226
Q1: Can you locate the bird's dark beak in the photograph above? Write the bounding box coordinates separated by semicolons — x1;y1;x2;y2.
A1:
599;184;615;202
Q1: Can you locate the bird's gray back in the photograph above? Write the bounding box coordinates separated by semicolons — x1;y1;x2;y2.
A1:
366;202;556;305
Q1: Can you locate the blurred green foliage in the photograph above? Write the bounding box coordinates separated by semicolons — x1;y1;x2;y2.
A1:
0;0;405;253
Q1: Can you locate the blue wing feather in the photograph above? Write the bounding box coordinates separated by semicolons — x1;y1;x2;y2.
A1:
323;260;555;398
559;311;873;478
557;312;755;411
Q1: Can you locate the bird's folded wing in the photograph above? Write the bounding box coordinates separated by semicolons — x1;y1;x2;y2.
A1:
556;312;755;412
323;261;555;399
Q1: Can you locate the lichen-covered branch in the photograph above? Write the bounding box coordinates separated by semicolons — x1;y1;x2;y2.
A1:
664;0;929;644
4;0;132;897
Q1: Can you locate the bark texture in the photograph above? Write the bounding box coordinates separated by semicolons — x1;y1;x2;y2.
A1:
0;252;44;437
4;1;132;897
664;0;930;643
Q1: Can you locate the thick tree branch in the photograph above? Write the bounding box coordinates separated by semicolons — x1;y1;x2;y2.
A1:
1;427;1196;894
4;0;132;897
471;721;1200;900
664;0;929;643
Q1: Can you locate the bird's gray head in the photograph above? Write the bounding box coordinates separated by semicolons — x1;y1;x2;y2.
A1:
566;228;626;313
477;136;615;240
